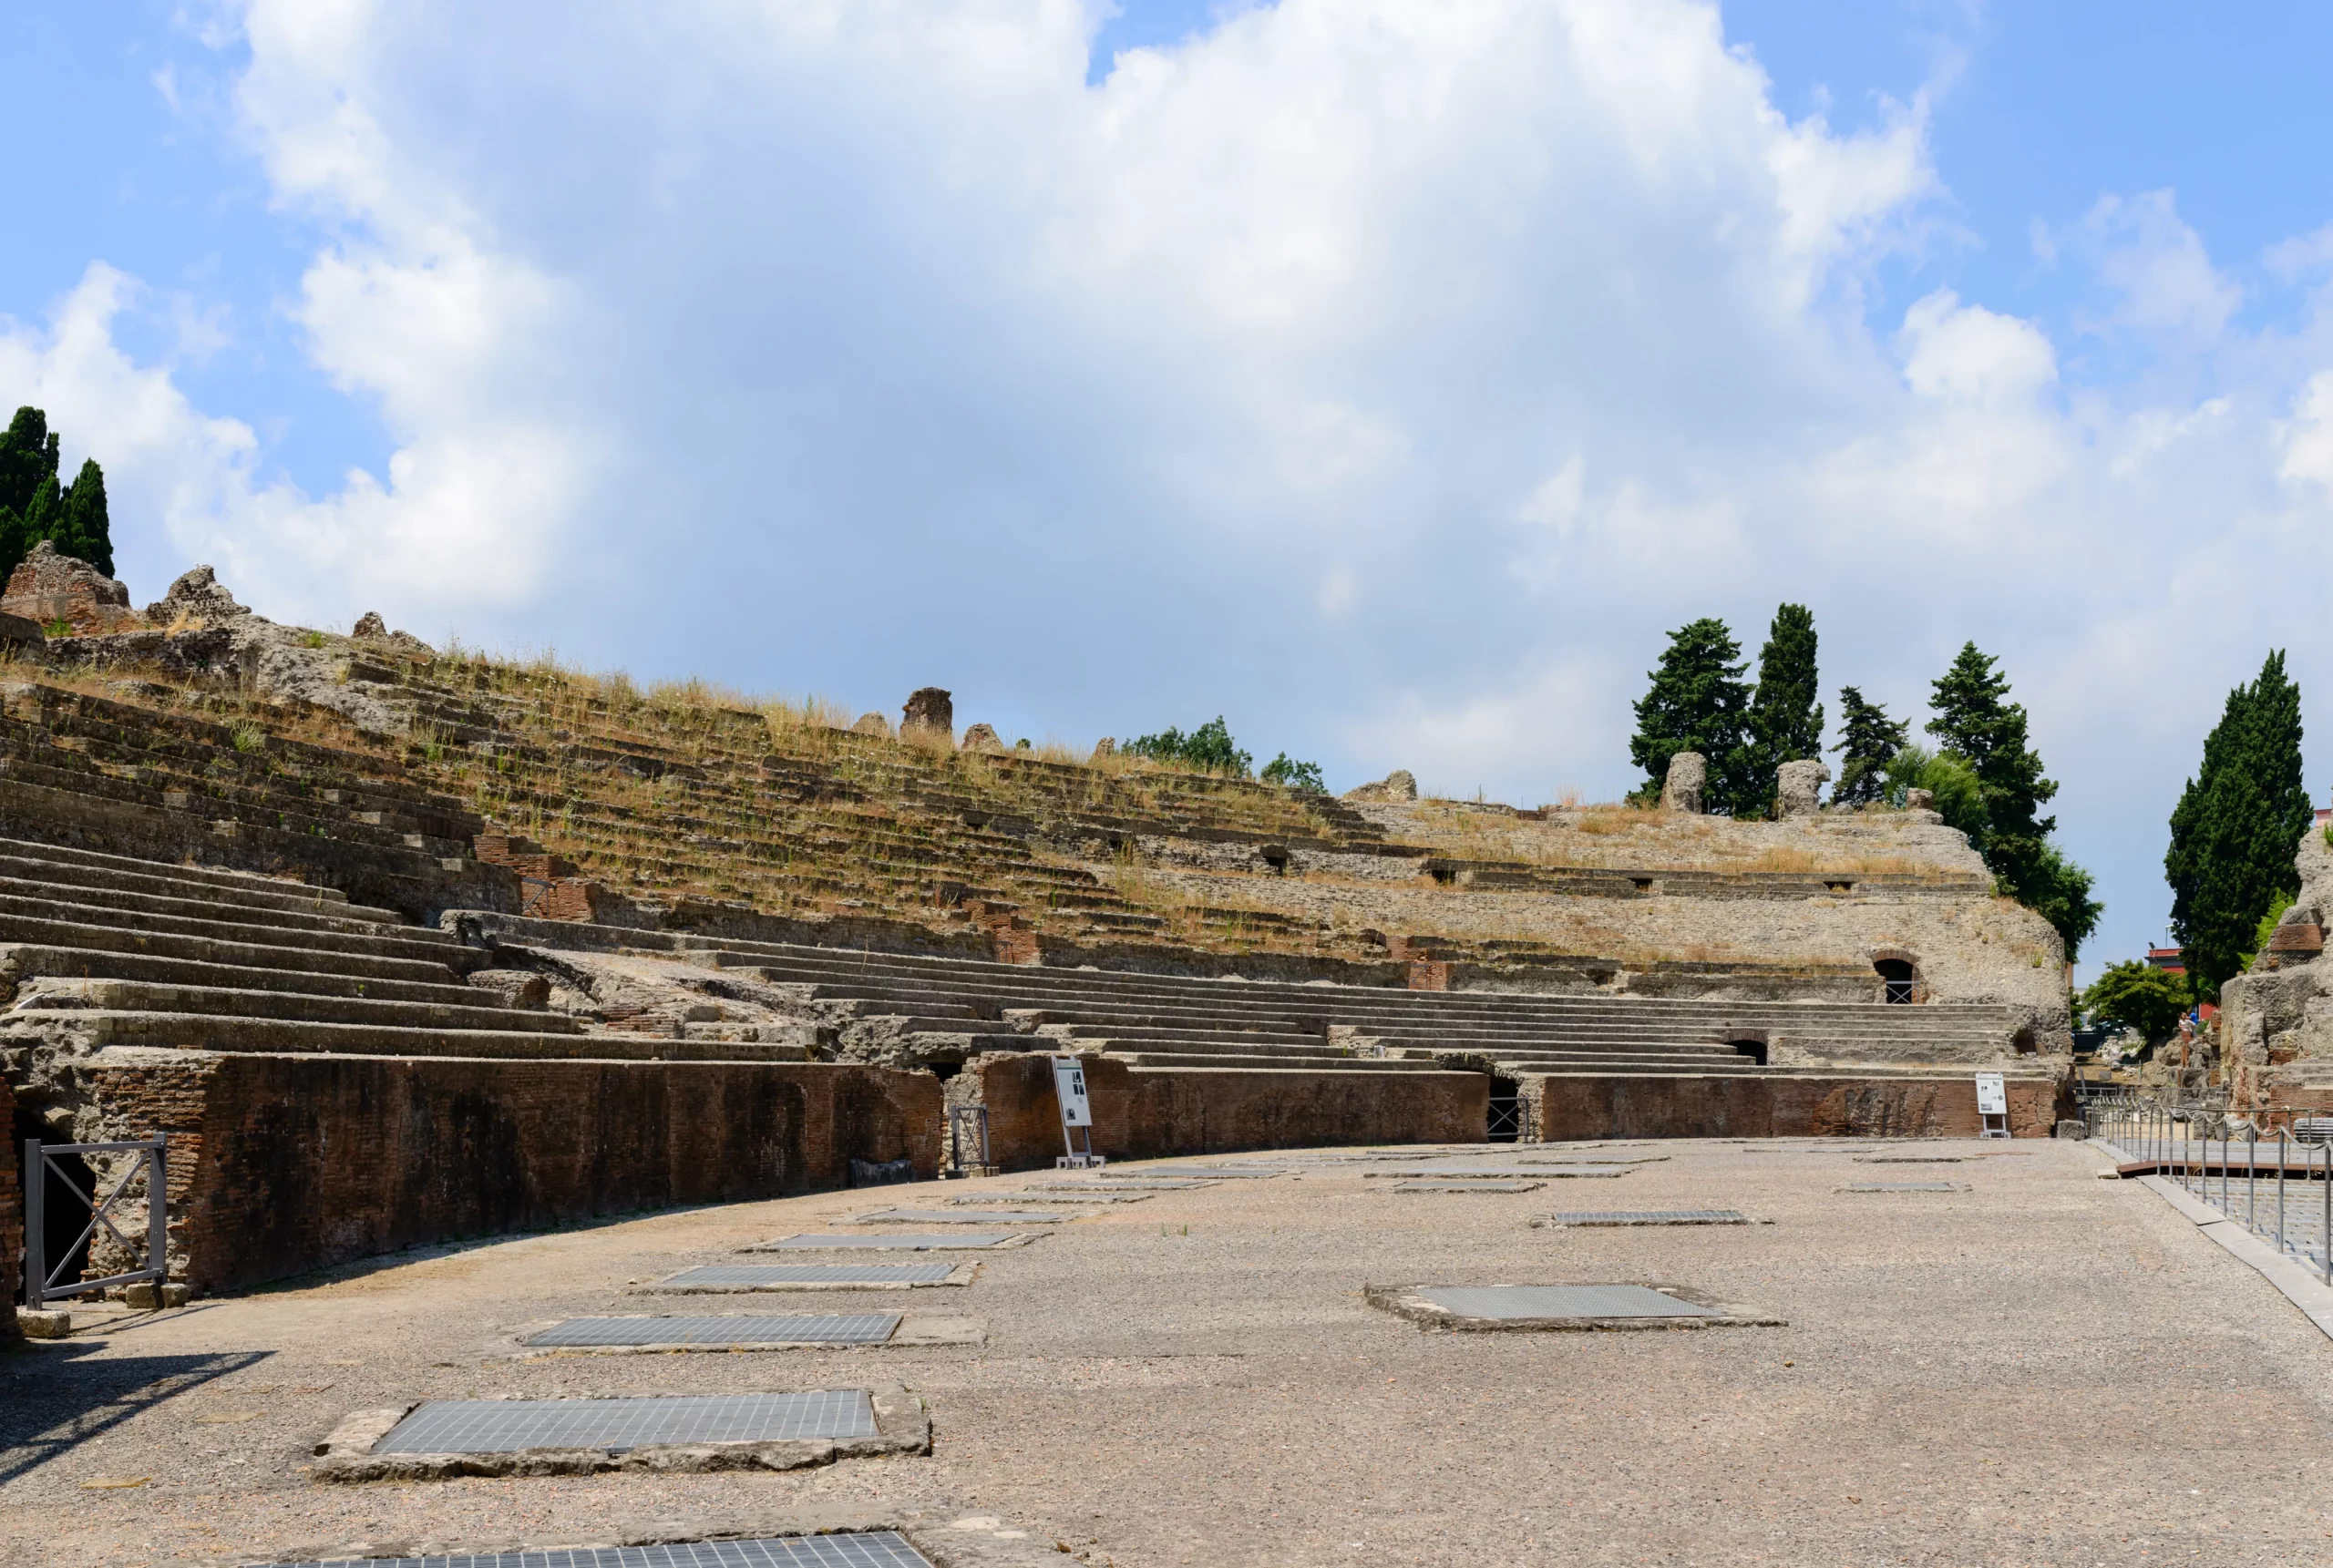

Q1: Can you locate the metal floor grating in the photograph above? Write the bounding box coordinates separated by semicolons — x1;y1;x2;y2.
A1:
523;1315;901;1348
664;1265;956;1286
1418;1285;1725;1320
1391;1181;1542;1193
373;1391;877;1454
851;1209;1062;1225
756;1234;1013;1250
1550;1211;1749;1225
263;1530;934;1567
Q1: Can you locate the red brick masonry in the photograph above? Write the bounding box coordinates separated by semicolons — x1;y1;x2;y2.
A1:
86;1053;940;1294
1530;1072;2064;1141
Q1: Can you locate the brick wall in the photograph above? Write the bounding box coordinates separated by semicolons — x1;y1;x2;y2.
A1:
972;1052;1488;1168
83;1053;941;1295
0;1075;18;1340
1529;1072;2067;1141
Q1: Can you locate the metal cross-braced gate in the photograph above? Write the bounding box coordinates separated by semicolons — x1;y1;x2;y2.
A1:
1487;1096;1537;1143
22;1136;167;1310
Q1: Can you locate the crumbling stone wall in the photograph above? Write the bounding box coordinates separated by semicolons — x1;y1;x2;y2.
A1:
2215;826;2333;1117
81;1052;940;1294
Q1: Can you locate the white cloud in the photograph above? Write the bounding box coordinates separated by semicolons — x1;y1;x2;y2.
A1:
15;0;2333;974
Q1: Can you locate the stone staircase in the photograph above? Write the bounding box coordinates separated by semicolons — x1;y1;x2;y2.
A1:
669;937;2024;1077
0;836;806;1070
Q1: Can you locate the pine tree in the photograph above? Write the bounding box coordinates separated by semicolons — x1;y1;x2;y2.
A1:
1629;618;1756;814
1742;603;1822;816
57;458;112;576
1927;641;2101;958
2167;651;2311;995
1831;686;1907;806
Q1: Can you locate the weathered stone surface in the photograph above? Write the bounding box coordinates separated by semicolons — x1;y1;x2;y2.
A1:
1092;737;1115;759
2054;1119;2089;1140
145;565;252;627
1776;759;1831;817
901;687;953;740
1661;753;1707;814
961;723;1003;753
467;969;551;1009
0;1075;16;1346
851;712;891;737
352;610;388;638
0;610;43;649
1530;1071;2063;1141
1343;769;1419;804
2217;828;2333;1113
3;541;145;635
1905;787;1935;811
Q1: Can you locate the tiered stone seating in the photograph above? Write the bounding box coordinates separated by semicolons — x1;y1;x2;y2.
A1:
0;836;802;1065
672;937;2020;1077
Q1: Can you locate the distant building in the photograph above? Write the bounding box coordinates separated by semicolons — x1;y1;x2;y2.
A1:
2147;946;2185;974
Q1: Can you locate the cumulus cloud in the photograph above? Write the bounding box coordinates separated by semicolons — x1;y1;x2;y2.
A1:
13;0;2333;969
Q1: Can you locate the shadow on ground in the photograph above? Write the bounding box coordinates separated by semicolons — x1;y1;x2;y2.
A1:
0;1342;270;1483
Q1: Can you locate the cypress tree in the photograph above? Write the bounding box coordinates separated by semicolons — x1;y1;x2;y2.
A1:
0;407;58;515
2167;651;2310;995
1629;618;1756;814
1744;603;1822;816
1832;686;1907;805
57;458;112;576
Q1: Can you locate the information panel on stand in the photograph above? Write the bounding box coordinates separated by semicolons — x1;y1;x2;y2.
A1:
1052;1057;1093;1127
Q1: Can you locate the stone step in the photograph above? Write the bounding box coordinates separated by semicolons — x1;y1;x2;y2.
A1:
0;890;460;964
0;849;403;925
15;978;581;1034
1047;1024;1328;1050
0;943;500;1008
3;1009;805;1062
0;833;364;908
0;870;422;944
0;912;463;986
1105;1053;1456;1072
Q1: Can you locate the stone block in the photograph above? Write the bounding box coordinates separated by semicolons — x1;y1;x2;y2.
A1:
17;1308;71;1338
961;723;1004;753
123;1282;159;1309
851;712;892;737
161;1283;192;1307
1906;787;1935;811
1343;769;1419;804
3;541;145;635
1660;753;1706;814
901;687;953;740
467;968;551;1009
2054;1119;2089;1140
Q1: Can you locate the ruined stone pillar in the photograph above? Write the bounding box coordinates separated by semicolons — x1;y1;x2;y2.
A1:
1776;759;1832;817
1660;752;1706;814
901;687;953;742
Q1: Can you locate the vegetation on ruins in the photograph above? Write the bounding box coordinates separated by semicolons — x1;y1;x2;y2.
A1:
1831;686;1907;806
1126;716;1254;776
1629;617;1756;815
1259;752;1326;794
1745;603;1823;816
1925;641;2102;959
2077;959;2190;1043
2166;650;2310;996
0;405;114;579
1881;744;1984;833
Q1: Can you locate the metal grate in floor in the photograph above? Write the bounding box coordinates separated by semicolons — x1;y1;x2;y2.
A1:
372;1391;877;1454
850;1209;1063;1225
1390;1181;1543;1193
755;1234;1013;1249
663;1264;957;1286
1548;1211;1750;1225
1417;1285;1725;1320
523;1315;900;1348
263;1530;935;1567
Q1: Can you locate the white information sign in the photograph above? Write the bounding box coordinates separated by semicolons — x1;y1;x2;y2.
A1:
1974;1072;2007;1116
1052;1057;1094;1128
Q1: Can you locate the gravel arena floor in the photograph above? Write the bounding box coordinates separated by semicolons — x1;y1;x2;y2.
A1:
7;1136;2333;1567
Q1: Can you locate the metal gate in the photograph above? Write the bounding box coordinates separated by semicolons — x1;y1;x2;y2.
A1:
1487;1097;1536;1143
940;1105;992;1177
22;1136;168;1310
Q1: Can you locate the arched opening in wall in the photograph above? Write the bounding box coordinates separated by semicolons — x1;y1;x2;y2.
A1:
1727;1039;1769;1066
1876;958;1917;1004
12;1105;92;1302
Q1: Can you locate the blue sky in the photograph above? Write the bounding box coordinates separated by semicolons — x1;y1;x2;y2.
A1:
7;0;2333;978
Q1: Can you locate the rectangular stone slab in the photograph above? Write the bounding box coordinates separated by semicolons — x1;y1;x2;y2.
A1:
749;1233;1023;1250
259;1532;937;1568
523;1315;901;1348
1389;1180;1545;1193
1838;1182;1967;1192
1106;1166;1281;1178
948;1192;1150;1205
1033;1179;1213;1191
1366;1167;1626;1180
850;1209;1067;1225
372;1391;877;1454
648;1264;963;1289
1418;1285;1727;1320
1547;1211;1751;1226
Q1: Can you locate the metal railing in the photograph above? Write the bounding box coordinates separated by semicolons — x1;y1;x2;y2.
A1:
940;1104;991;1177
1486;1096;1537;1143
2086;1105;2332;1285
22;1136;169;1310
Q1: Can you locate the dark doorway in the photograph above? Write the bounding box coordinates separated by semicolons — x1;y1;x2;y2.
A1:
1876;958;1916;1004
13;1107;93;1301
1728;1039;1769;1066
1487;1075;1523;1142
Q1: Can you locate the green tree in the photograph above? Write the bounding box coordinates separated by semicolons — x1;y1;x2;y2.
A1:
1743;603;1823;817
1259;753;1325;794
1831;685;1907;806
1926;642;2102;959
0;407;114;579
2079;960;2190;1043
2167;651;2311;995
1126;716;1252;777
1883;743;1988;839
1629;618;1757;814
